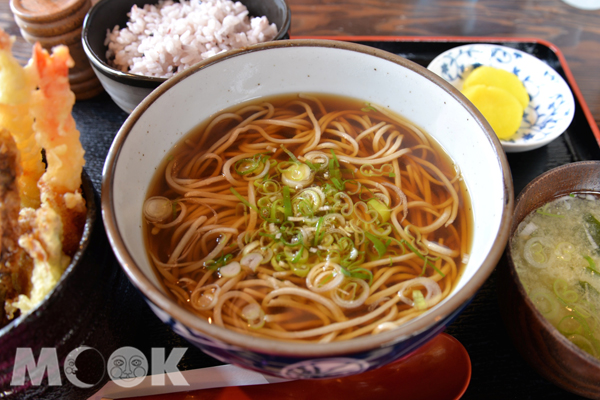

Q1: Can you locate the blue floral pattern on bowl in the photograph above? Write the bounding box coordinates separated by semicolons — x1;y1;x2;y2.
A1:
146;299;469;379
427;44;575;153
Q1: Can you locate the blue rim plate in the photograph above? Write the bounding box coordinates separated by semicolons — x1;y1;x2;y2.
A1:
427;44;575;153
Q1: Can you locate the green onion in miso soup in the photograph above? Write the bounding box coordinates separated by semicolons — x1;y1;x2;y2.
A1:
512;193;600;359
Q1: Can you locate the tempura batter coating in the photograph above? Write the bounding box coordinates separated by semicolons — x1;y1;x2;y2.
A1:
0;129;32;324
30;43;86;256
0;32;87;321
0;31;43;209
31;43;85;197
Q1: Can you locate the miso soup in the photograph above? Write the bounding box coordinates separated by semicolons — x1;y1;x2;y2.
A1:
512;193;600;359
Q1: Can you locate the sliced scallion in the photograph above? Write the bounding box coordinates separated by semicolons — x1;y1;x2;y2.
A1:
230;187;258;212
282;186;292;218
413;290;427;310
364;231;389;259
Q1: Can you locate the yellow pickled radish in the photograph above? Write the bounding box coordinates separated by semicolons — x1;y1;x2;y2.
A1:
463;66;529;109
462;84;524;140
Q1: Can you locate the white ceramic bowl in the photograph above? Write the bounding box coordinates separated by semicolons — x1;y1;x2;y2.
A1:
102;39;513;378
427;44;575;153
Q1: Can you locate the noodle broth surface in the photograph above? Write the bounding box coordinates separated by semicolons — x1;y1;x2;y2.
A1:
144;93;472;342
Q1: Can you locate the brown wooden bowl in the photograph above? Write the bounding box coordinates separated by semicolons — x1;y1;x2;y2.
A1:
498;160;600;399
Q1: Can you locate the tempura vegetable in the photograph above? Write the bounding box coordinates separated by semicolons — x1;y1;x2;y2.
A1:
0;29;86;322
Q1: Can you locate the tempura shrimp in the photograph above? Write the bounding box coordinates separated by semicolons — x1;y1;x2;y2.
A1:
29;43;86;256
31;43;85;199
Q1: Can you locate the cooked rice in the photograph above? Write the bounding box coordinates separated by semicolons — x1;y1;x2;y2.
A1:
105;0;278;78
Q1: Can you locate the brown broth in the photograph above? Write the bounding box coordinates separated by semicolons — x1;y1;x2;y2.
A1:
143;93;473;341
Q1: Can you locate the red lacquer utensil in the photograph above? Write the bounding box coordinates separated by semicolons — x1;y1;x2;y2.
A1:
103;333;471;400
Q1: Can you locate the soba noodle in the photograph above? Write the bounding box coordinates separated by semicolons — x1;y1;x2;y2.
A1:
144;94;471;342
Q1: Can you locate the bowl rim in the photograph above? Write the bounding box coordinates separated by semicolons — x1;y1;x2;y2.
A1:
81;0;292;87
506;160;600;368
426;43;575;153
101;38;514;357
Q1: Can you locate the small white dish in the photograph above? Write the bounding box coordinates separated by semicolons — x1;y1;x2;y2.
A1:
427;44;575;153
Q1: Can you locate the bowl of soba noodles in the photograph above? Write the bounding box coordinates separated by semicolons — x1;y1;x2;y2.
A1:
102;39;513;379
499;161;600;398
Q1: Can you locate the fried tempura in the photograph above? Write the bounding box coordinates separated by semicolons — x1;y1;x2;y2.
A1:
30;43;86;256
11;202;70;315
0;30;86;321
0;129;32;324
31;43;85;198
0;31;44;209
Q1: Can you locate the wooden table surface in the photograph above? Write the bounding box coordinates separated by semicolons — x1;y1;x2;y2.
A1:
1;0;599;128
286;0;600;130
1;1;599;400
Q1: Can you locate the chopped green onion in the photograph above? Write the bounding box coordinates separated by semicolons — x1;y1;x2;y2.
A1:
401;239;445;277
241;303;265;329
205;253;233;271
304;160;320;171
584;213;600;253
359;164;394;177
536;204;564;218
579;281;600;297
529;288;558;316
364;231;388;259
558;315;583;335
280;145;299;163
584;255;598;274
292;263;310;278
282;163;313;188
361;103;377;112
331;177;344;191
282;186;292;218
358;185;375;202
341;266;373;285
262;168;279;182
328;150;345;191
367;198;391;223
314;216;325;246
230;187;258;212
290;247;306;263
573;302;593;319
413;290;427;310
329;150;340;167
553;278;578;303
235;155;264;176
319;273;335;287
